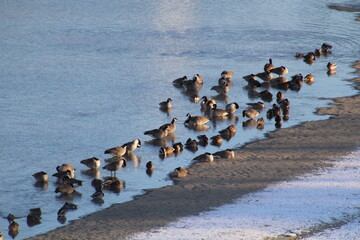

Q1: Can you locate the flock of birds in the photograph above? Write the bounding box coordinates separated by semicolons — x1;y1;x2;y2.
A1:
2;43;337;239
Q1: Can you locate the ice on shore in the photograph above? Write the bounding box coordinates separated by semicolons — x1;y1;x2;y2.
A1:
127;149;360;240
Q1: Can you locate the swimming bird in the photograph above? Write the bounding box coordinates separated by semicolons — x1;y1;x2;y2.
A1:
80;157;100;170
225;102;239;113
259;90;273;102
213;149;235;159
185;113;210;126
172;76;187;85
8;221;19;232
276;91;284;103
200;96;216;112
185;138;199;152
32;171;48;182
256;71;274;81
294;52;304;58
60;175;83;187
193;152;214;162
52;169;73;179
56;164;76;173
327;62;337;70
219;124;236;138
169;167;189;178
7;214;15;223
104;144;127;157
321;43;332;53
243;109;260;119
211;104;229;117
304;73;315;85
102;158;126;177
197;135;208;146
264;58;274;72
146;161;154;170
270;66;288;76
303;52;315;62
159;98;172;109
124;139;142;154
314;49;322;56
172;142;184;153
144;125;169;139
91;188;105;200
159;118;178;132
210;135;223;146
243;73;257;82
221;70;234;79
55;183;75;194
159;146;176;157
211;82;229;94
246;102;265;111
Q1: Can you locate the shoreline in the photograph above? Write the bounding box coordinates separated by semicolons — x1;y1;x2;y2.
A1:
29;62;360;240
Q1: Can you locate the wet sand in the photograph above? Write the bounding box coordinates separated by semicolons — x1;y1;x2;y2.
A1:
28;61;360;240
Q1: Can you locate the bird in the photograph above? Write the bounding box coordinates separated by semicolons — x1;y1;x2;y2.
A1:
172;76;187;85
52;169;73;179
197;135;208;146
185;113;210;126
259;90;273;102
169;167;189;178
213;149;235;159
56;164;76;173
104;144;127;157
264;58;274;72
144;125;169;139
225;102;239;113
192;74;204;84
219;124;236;138
211;104;229;117
200;96;216;112
314;49;322;56
32;171;49;182
221;70;234;79
60;175;83;187
321;43;332;53
80;157;101;170
91;188;105;200
55;183;75;194
146;161;154;170
159;118;178;132
246;102;265;111
159;146;176;157
185;138;199;152
8;221;19;232
256;71;274;81
172;142;184;153
242;73;257;82
303;52;315;62
294;52;304;58
304;73;314;85
7;214;15;223
159;98;172;109
211;82;229;94
327;62;337;70
102;158;126;177
243;109;260;119
193;152;214;162
210;135;223;146
270;66;288;76
124;139;142;154
276;91;284;103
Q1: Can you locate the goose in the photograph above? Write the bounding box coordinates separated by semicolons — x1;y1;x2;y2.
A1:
102;158;126;177
169;167;189;178
55;183;75;194
304;73;314;84
219;124;236;137
80;157;100;170
185;113;210;126
264;58;274;72
211;82;229;94
304;52;315;62
124;139;142;153
144;125;169;139
53;169;73;179
210;135;223;146
200;96;216;112
243;109;260;119
247;78;261;88
159;118;178;132
327;62;337;70
159;98;172;109
213;149;235;159
211;104;229;117
225;102;239;113
256;71;274;81
270;66;288;76
221;70;234;79
246;102;265;110
257;117;265;125
56;164;76;173
218;77;233;86
193;74;203;84
104;144;127;157
193;152;214;162
182;76;203;91
32;171;48;182
242;73;257;82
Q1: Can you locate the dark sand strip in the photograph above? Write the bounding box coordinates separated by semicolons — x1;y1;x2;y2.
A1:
29;66;360;240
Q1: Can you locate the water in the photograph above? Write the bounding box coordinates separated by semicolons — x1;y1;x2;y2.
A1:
0;1;359;239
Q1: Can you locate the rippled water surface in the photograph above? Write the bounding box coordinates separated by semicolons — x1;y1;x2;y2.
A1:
0;1;359;239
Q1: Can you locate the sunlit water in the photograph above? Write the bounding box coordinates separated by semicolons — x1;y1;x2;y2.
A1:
0;1;359;239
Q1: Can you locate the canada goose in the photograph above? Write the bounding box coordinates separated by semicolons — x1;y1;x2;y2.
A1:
172;76;187;85
91;189;104;200
159;98;172;109
210;135;223;146
211;104;229;117
259;90;273;102
219;124;236;137
8;221;19;231
182;76;203;91
144;125;169;139
185;138;199;152
53;170;74;179
197;135;208;146
80;157;100;170
267;104;281;119
270;66;288;76
102;158;126;177
169;167;189;178
124;139;142;153
193;74;204;84
304;73;315;85
247;78;261;88
211;82;229;94
243;119;257;128
243;73;257;82
246;102;265;111
213;149;235;159
243;109;260;119
218;77;233;86
0;231;3;240
60;175;83;187
200;96;216;112
32;171;48;182
185;113;210;126
327;62;337;70
63;202;77;210
189;94;200;103
221;70;234;79
172;142;184;153
27;209;41;227
56;164;76;173
57;206;67;217
159;146;176;157
225;102;239;113
264;58;274;72
159;118;178;132
104;144;127;157
256;71;274;81
289;78;303;91
55;183;75;194
193;152;214;162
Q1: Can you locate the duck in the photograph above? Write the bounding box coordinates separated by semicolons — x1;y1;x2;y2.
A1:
159;118;178;132
246;102;265;111
172;142;184;153
56;164;76;173
221;70;234;79
104;144;127;157
264;58;274;72
169;167;189;178
327;62;337;70
304;73;314;85
225;102;239;113
211;82;229;94
146;161;154;170
159;98;172;109
314;49;322;56
102;158;126;177
213;149;235;159
80;157;100;170
159;146;176;157
185;138;199;152
172;76;187;85
270;66;288;76
55;183;75;194
124;139;142;154
259;90;273;102
321;43;332;53
210;135;223;146
60;175;83;187
197;135;208;146
243;109;260;119
193;152;214;162
185;113;210;125
144;125;169;139
294;52;304;58
211;104;229;117
303;52;315;62
91;188;105;200
8;221;19;232
276;91;284;103
219;124;236;136
7;214;15;223
257;117;265;125
32;171;49;182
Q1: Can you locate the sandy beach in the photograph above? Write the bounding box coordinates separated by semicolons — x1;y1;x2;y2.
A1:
28;59;360;240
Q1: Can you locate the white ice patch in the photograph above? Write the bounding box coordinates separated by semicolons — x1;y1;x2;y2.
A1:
127;149;360;240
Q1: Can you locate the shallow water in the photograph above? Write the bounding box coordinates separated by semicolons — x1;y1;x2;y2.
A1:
0;0;359;239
